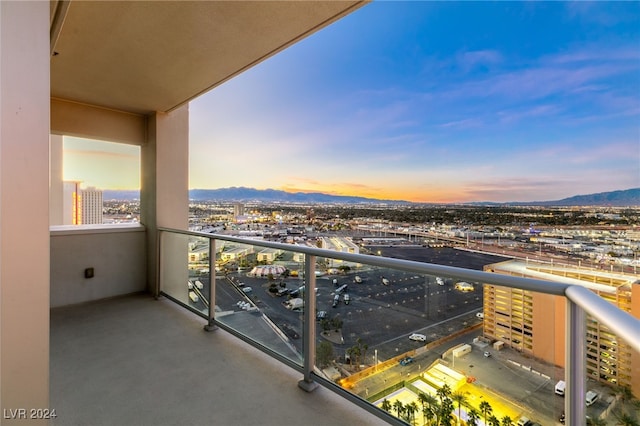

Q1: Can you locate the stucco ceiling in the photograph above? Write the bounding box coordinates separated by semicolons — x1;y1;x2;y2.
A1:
50;0;366;116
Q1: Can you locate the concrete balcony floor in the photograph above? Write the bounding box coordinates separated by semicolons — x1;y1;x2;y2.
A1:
51;293;387;426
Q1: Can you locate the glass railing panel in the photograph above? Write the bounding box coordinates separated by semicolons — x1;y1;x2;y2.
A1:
213;243;306;365
159;231;210;316
323;266;491;425
327;262;568;426
157;228;640;426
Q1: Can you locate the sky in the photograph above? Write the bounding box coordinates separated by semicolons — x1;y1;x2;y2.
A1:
66;1;640;203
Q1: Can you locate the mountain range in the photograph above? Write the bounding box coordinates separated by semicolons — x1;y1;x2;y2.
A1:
103;187;640;207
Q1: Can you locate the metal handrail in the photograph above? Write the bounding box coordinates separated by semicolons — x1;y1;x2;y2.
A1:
158;226;640;426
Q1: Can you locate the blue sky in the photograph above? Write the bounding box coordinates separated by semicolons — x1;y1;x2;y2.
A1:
189;1;639;203
66;1;640;203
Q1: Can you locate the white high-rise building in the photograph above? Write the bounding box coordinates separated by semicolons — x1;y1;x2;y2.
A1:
62;181;103;225
81;186;103;225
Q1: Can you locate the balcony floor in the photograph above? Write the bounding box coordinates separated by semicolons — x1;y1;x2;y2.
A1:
51;293;387;426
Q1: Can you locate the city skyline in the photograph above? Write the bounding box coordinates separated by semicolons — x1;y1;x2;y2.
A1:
64;1;640;203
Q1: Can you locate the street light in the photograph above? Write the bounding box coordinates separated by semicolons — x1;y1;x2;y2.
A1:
374;349;378;371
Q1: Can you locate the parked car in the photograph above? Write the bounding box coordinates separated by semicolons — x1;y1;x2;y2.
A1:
409;333;426;342
399;356;414;366
316;310;327;321
483;351;491;357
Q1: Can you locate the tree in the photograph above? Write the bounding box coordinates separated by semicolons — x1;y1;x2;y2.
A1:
614;412;640;426
406;401;419;425
438;398;454;426
345;346;360;368
419;392;438;425
437;383;452;403
393;400;405;419
381;398;392;413
356;338;368;368
316;341;334;368
479;400;493;426
331;317;343;331
467;408;480;426
451;391;468;425
320;318;331;332
488;415;501;426
501;415;514;426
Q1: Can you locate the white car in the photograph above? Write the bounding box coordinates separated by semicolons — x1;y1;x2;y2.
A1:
409;333;426;342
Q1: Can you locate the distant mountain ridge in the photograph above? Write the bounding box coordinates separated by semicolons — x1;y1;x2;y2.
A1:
188;187;407;204
102;187;640;206
530;188;640;207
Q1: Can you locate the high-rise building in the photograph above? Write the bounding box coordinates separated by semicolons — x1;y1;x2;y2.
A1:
62;181;103;225
80;186;103;224
233;202;244;217
482;259;640;395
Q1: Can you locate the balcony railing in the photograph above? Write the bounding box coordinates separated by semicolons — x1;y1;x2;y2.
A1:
158;227;640;426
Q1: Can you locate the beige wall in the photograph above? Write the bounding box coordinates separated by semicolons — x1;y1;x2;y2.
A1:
0;1;50;421
50;98;147;146
141;107;189;295
50;226;146;308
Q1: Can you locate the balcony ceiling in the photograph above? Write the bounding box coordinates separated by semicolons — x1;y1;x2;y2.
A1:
50;0;365;116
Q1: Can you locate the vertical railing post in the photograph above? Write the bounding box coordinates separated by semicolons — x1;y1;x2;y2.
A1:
566;298;586;426
155;229;162;299
298;254;318;392
204;238;217;331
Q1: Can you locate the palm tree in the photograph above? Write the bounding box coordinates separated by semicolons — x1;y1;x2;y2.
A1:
501;415;513;426
418;392;428;415
406;401;419;425
356;337;368;368
438;398;455;426
424;404;437;426
467;408;481;426
488;415;501;426
614;412;640;426
437;383;452;403
479;401;493;426
613;386;635;405
394;399;405;419
381;398;391;413
419;393;438;425
451;391;469;425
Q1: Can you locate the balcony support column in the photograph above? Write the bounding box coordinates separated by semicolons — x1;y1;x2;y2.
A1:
566;298;586;426
141;106;189;296
204;238;217;331
0;0;50;419
299;254;318;392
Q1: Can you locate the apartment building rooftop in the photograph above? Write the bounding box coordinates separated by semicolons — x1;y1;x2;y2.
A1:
486;259;636;294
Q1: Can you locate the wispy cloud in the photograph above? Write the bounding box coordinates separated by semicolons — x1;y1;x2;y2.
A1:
456;50;503;72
